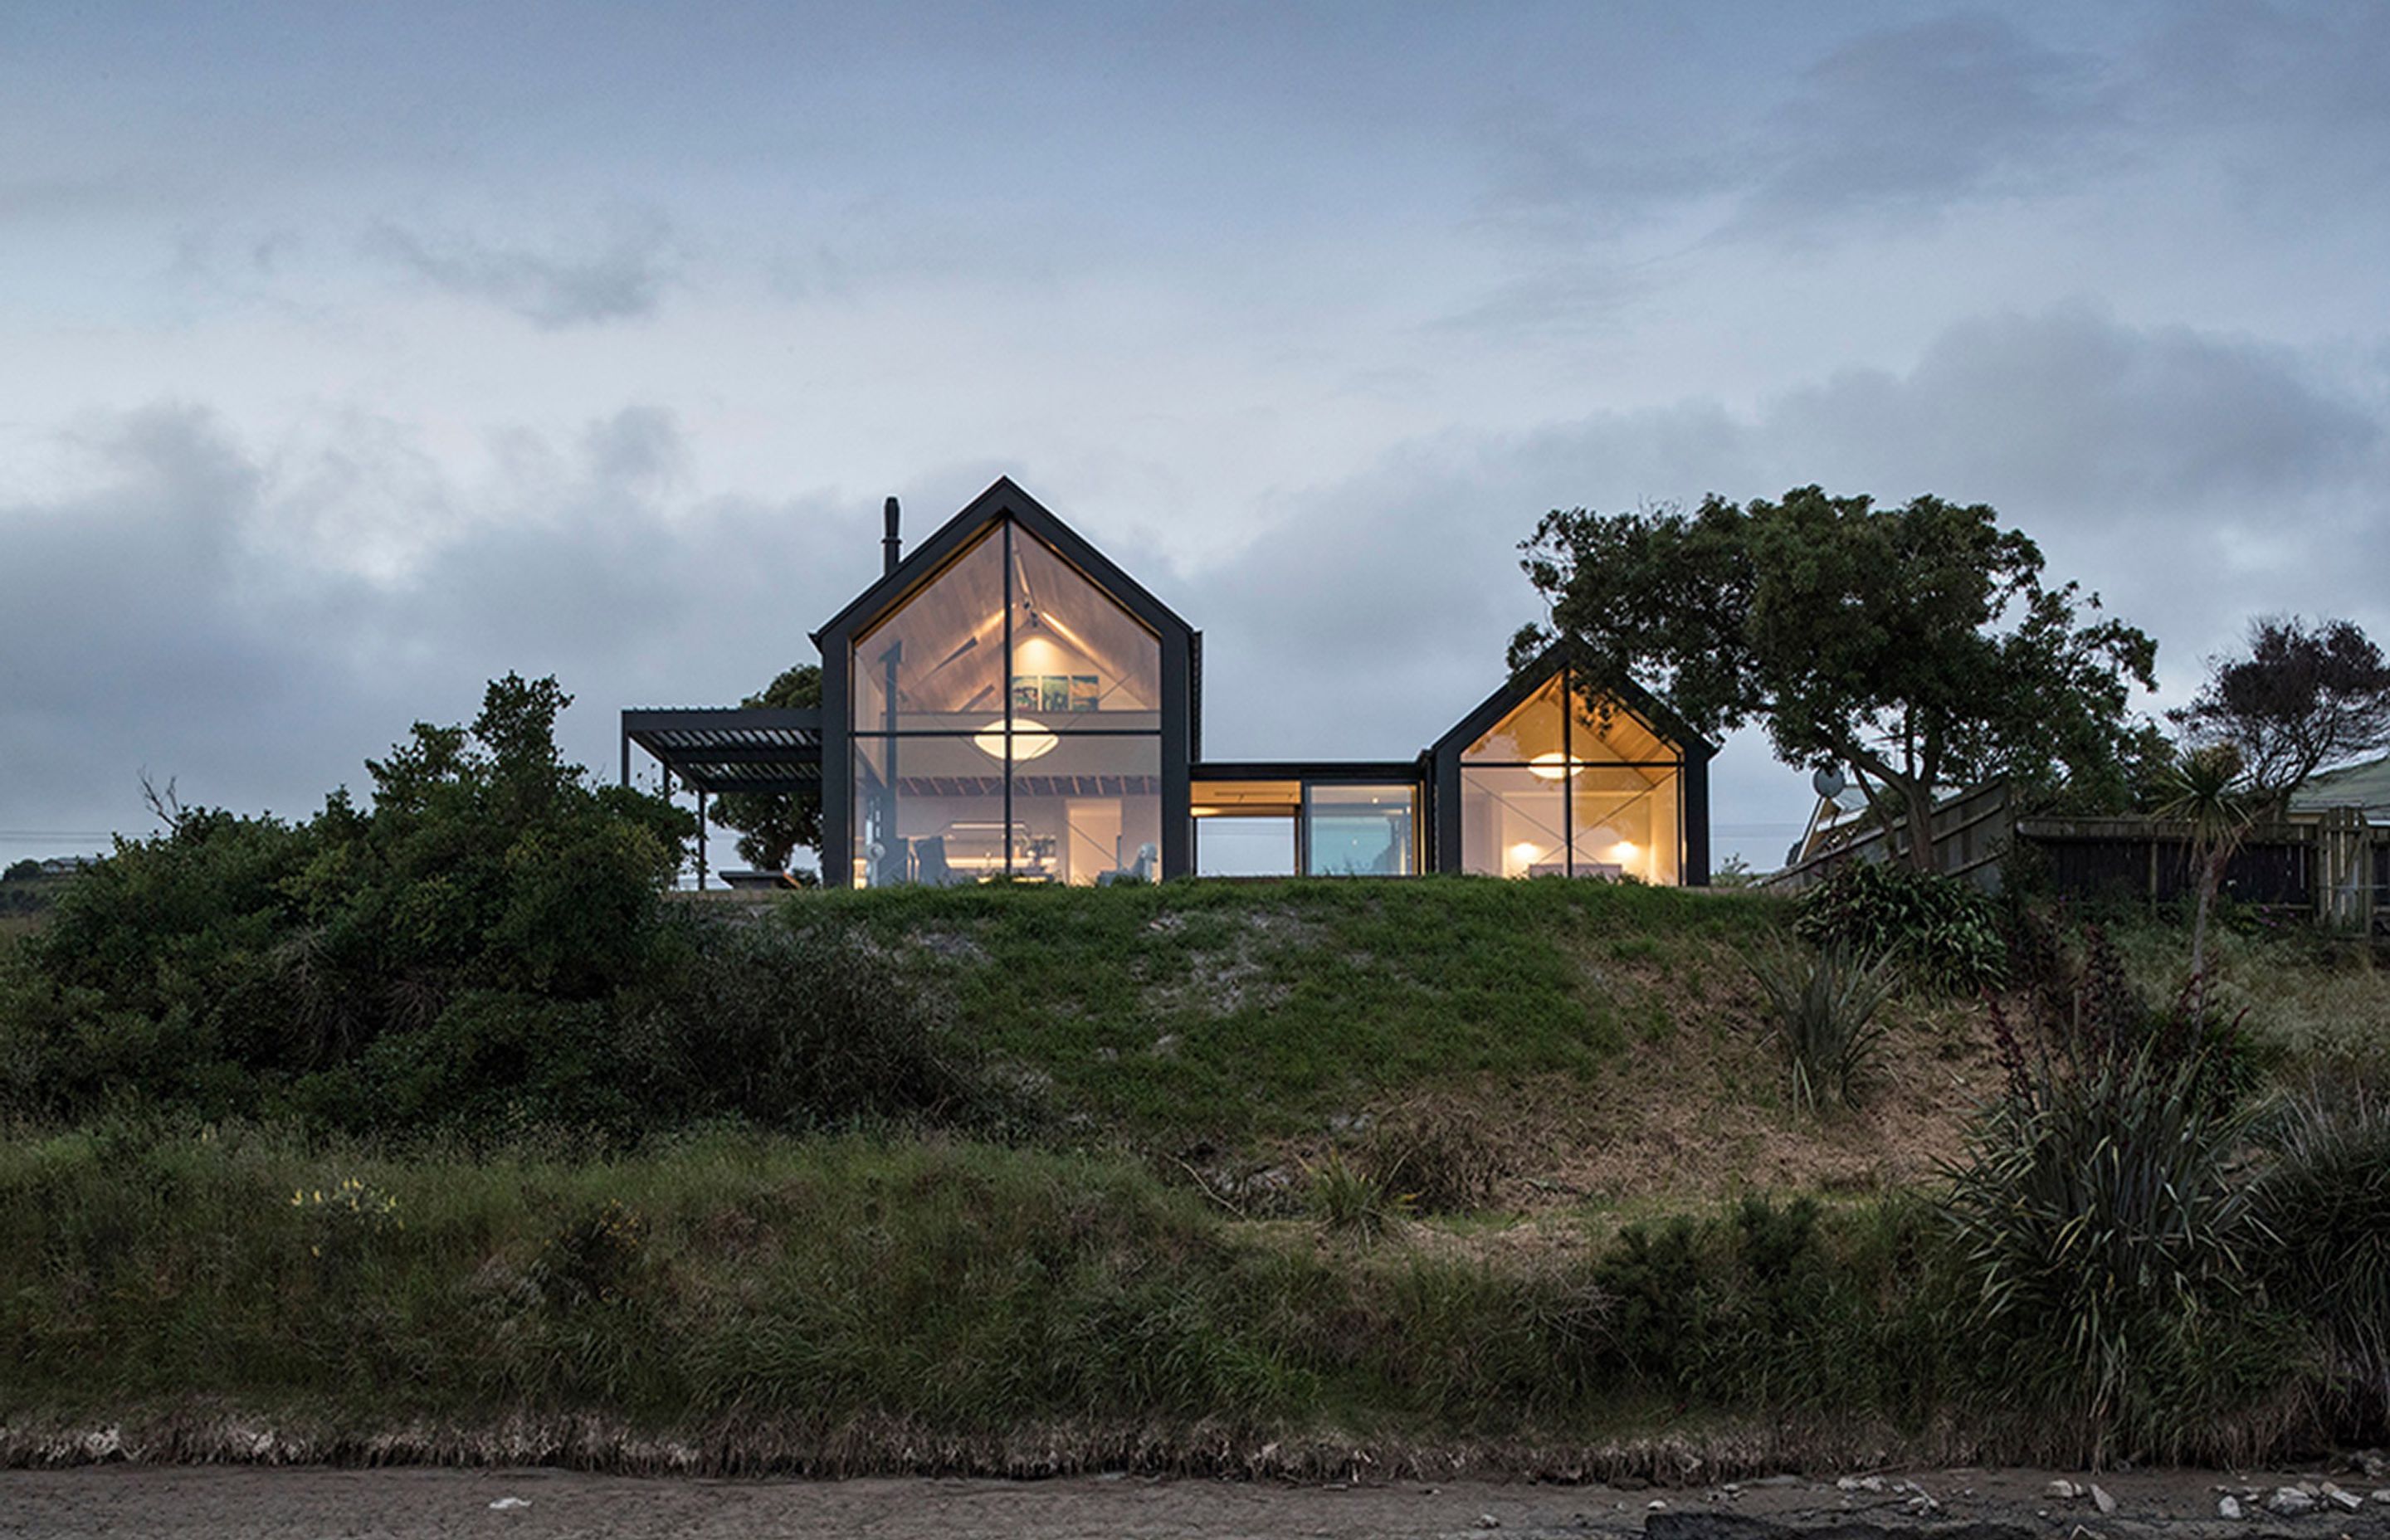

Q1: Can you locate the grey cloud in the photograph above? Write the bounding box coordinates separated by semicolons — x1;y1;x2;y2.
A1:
365;213;680;327
1461;14;2121;330
0;407;350;841
1770;305;2379;509
1485;15;2112;250
2139;2;2390;189
1738;14;2116;234
0;405;880;851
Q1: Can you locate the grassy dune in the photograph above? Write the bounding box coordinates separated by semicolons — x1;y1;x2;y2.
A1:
2;877;2385;1470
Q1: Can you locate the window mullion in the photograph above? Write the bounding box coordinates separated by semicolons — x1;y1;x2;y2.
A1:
1002;520;1014;876
1562;665;1574;877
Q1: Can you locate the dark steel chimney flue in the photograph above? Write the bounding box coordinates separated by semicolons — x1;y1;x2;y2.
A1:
882;496;902;575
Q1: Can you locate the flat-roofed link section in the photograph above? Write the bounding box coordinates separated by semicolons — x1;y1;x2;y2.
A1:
622;707;823;794
1192;777;1302;817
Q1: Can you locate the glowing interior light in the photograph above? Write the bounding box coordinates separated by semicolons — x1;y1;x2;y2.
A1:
1528;752;1582;781
973;717;1058;761
1509;841;1544;870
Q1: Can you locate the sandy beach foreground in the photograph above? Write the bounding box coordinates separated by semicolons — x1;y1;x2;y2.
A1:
2;1464;2385;1540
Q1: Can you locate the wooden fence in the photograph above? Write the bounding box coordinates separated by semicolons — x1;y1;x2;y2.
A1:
1768;784;2387;938
1766;779;2016;894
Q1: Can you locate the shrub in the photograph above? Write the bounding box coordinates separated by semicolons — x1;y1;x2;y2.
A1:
292;1174;402;1278
1747;943;1898;1112
1582;1194;1929;1410
0;676;1020;1143
531;1197;649;1308
1795;860;2004;992
622;915;1004;1134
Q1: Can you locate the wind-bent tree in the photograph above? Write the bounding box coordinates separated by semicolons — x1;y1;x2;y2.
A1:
2171;616;2390;817
707;663;823;874
1517;486;2160;872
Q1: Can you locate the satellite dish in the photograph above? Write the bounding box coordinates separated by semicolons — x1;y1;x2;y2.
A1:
1812;766;1847;801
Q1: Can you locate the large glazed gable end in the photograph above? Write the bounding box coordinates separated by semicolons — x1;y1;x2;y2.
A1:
1428;639;1716;765
1427;641;1712;886
816;479;1198;889
814;477;1194;655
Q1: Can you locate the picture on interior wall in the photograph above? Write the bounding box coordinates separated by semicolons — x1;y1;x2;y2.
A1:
1012;675;1104;713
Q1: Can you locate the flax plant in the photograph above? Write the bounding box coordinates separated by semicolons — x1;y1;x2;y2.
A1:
1747;943;1900;1113
1944;1043;2265;1462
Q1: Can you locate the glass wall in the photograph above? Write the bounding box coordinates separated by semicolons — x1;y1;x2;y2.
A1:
1195;816;1297;876
1193;778;1298;877
1459;665;1683;882
851;518;1163;885
1305;784;1417;876
851;529;1006;734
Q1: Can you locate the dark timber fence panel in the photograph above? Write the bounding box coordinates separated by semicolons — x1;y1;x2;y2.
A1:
2014;818;2315;910
1768;786;2385;938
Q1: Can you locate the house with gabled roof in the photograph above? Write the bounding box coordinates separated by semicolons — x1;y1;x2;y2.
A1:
624;478;1712;888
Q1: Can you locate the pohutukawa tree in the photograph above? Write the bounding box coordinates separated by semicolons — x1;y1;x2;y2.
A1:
2170;616;2390;817
1516;486;2161;873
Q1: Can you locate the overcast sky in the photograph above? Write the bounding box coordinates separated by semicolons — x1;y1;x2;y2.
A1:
6;2;2388;869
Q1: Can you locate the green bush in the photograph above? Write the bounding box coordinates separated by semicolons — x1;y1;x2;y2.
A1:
623;916;1005;1135
1583;1194;1947;1411
1794;860;2004;992
531;1197;649;1308
0;676;1000;1143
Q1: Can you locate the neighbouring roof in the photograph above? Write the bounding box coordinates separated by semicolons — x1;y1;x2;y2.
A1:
2289;753;2390;817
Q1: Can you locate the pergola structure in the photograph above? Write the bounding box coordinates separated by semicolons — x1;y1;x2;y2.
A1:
619;707;822;887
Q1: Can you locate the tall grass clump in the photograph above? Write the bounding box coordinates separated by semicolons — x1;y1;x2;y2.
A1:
1354;1101;1507;1212
1308;1149;1410;1242
1944;1049;2270;1461
2251;1080;2390;1443
1747;943;1898;1112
